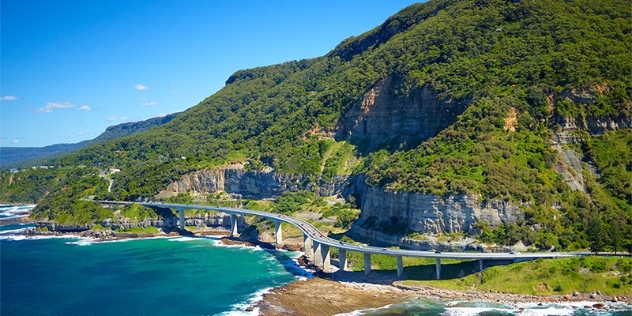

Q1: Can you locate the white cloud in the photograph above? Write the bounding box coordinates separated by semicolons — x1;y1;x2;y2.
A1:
35;101;91;113
173;91;180;96
157;112;167;117
12;139;19;144
142;101;158;106
1;96;18;102
107;116;130;121
36;101;76;113
135;84;149;91
77;131;85;136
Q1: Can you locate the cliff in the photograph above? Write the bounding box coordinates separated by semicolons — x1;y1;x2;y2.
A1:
352;187;522;235
157;163;348;200
336;76;468;150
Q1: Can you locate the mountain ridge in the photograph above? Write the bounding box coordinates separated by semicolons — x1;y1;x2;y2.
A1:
2;0;630;252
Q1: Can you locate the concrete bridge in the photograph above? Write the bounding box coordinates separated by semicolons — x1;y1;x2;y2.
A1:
104;201;581;279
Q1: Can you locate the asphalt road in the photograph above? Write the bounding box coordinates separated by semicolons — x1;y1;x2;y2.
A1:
101;201;595;262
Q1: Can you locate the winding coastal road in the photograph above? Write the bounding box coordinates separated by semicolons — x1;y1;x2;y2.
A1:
136;201;579;260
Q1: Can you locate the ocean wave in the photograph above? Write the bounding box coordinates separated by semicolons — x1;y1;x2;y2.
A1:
66;236;173;246
0;234;81;241
334;304;394;316
0;228;27;235
0;204;35;219
213;240;266;252
216;287;273;316
167;236;199;242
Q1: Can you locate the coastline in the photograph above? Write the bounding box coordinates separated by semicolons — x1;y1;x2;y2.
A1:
6;218;631;315
256;272;632;316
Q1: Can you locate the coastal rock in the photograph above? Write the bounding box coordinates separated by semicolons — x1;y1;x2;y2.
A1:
335;76;467;151
352;187;522;235
157;164;348;200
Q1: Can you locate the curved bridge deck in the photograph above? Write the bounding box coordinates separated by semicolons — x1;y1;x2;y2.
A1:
103;201;584;279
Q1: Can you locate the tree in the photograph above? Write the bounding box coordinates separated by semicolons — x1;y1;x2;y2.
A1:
587;217;608;253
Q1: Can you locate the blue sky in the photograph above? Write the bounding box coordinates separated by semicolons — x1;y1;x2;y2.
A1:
1;0;420;148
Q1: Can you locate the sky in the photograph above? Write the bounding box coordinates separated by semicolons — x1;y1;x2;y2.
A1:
1;0;420;148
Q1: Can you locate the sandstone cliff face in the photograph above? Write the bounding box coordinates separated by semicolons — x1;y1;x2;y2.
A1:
158;164;348;200
352;186;523;235
348;225;529;252
336;76;467;150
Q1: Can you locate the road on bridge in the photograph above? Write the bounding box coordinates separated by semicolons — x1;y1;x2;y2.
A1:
120;201;581;261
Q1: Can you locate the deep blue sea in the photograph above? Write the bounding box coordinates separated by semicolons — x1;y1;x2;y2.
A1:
1;204;630;315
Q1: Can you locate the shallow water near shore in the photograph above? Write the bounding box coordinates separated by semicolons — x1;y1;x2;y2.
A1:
0;205;308;315
341;297;631;315
1;205;629;315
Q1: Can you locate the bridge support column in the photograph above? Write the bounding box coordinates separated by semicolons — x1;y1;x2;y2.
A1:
313;241;323;267
338;248;347;271
478;259;483;271
363;253;372;276
321;244;331;272
303;234;313;257
436;258;441;280
274;221;283;245
230;214;238;237
396;256;404;278
178;209;185;230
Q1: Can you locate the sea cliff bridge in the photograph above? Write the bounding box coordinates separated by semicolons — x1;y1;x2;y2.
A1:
104;201;581;279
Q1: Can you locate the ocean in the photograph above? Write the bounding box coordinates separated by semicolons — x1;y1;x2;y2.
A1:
1;204;630;316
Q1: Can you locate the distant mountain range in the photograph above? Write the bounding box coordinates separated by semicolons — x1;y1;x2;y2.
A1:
1;112;180;168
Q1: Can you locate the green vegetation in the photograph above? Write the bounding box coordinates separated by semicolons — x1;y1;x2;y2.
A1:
403;257;632;296
119;204;158;220
0;0;629;253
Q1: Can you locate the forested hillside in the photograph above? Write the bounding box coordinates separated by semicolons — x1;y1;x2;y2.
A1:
0;112;180;169
2;0;630;252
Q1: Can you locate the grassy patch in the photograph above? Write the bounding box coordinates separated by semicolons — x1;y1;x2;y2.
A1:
403;257;632;296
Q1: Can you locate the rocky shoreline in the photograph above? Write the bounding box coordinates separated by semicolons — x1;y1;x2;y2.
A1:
255;272;632;316
10;222;631;315
251;254;632;315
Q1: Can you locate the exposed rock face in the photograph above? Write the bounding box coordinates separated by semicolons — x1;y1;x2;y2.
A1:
549;113;630;192
551;115;631;144
158;164;348;200
348;225;529;252
336;76;467;150
352;187;523;235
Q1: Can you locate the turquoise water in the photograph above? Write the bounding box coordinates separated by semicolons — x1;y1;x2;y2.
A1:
1;205;630;315
1;235;307;315
0;205;307;315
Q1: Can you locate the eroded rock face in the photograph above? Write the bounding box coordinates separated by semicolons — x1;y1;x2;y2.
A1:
158;164;348;200
355;187;523;235
336;76;467;150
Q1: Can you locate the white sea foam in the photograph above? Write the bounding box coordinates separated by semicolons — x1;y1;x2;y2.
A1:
63;235;177;246
167;236;199;242
213;240;266;251
0;228;27;235
216;287;273;316
0;204;35;219
0;234;81;241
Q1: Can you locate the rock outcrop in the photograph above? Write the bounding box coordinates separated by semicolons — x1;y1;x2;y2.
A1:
336;76;467;150
352;187;523;235
157;163;348;200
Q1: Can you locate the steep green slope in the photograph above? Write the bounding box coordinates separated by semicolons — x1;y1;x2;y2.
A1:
3;0;630;251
